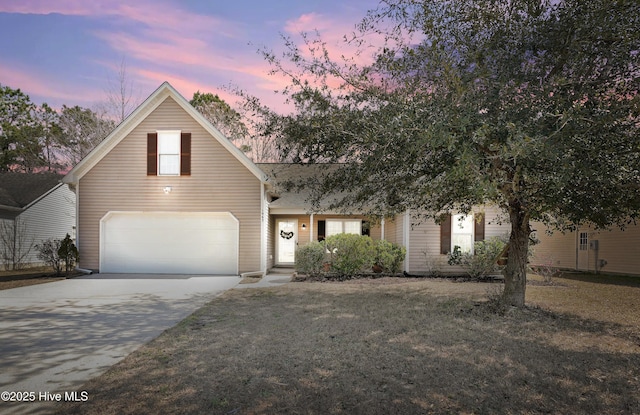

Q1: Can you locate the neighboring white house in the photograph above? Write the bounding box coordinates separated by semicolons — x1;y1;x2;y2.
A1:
0;173;76;270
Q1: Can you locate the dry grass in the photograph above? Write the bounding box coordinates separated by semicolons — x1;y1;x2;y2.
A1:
57;273;640;415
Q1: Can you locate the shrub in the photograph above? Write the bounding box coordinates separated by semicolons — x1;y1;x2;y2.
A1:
325;233;375;277
36;234;79;276
58;234;79;275
295;241;326;276
375;240;406;274
448;236;506;279
36;238;63;276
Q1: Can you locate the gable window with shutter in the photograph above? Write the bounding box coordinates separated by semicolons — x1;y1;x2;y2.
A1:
440;213;485;255
147;131;191;176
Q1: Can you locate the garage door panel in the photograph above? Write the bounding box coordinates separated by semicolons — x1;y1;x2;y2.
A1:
101;212;238;274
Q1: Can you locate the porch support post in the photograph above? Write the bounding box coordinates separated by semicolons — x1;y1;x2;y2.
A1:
310;213;314;242
381;218;385;240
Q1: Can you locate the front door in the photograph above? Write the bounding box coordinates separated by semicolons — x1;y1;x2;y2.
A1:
577;231;589;271
276;219;298;265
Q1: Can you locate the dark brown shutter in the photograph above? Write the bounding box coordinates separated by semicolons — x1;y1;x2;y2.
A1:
440;214;452;254
147;133;157;175
317;220;326;241
180;132;191;176
474;213;485;242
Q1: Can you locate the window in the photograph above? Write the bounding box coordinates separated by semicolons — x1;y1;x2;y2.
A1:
440;213;484;255
158;131;180;175
326;219;362;238
579;232;588;251
147;131;191;176
451;214;474;254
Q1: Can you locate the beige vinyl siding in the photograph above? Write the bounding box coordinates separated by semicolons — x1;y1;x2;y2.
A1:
407;215;449;274
587;225;640;275
394;214;404;247
78;97;261;273
383;217;398;244
408;205;510;275
532;223;640;276
267;214;275;269
530;224;578;270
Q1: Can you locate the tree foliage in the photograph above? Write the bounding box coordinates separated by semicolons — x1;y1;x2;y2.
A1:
55;105;115;166
190;91;249;141
0;85;44;172
1;84;115;171
247;0;640;306
190;91;283;161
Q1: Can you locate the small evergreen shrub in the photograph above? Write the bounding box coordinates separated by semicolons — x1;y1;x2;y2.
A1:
375;240;406;274
447;236;506;279
325;233;375;277
295;242;326;276
58;234;79;275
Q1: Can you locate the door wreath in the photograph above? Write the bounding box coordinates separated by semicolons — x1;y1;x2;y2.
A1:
280;230;294;240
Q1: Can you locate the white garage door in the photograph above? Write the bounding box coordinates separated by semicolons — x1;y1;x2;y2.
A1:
100;212;238;274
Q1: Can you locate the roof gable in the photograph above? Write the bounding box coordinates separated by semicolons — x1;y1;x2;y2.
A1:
63;82;266;184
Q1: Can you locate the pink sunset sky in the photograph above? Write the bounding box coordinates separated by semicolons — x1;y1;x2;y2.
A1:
0;0;382;113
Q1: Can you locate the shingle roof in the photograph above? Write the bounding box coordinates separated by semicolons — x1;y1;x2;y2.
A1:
257;163;348;211
0;172;63;209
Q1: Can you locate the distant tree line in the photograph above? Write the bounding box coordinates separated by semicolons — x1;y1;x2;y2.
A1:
0;83;281;173
0;84;116;172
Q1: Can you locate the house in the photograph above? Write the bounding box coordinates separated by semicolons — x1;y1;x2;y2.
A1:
0;172;76;269
63;82;511;276
258;163;510;275
531;223;640;277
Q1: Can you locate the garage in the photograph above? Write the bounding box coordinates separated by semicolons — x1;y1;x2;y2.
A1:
100;211;239;274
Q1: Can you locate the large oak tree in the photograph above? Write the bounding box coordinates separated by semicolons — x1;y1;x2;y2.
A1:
249;0;640;306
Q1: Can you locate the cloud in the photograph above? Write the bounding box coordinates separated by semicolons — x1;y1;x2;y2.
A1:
0;63;103;108
0;0;239;37
1;0;382;114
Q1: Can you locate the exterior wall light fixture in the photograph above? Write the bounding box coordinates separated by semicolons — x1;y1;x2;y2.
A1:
163;186;172;194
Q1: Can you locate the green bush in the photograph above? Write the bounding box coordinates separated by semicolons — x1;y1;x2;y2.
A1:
375;239;406;274
447;237;505;279
325;233;375;277
295;241;326;275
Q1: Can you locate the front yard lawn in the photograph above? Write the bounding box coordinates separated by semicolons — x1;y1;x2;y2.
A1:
59;274;640;414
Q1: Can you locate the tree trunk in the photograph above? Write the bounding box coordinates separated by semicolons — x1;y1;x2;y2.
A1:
502;201;531;307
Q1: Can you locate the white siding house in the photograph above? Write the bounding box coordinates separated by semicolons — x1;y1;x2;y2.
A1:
0;173;76;270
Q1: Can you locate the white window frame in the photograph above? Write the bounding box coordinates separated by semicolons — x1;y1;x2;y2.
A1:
326;219;362;238
579;232;588;251
157;130;181;176
451;214;475;254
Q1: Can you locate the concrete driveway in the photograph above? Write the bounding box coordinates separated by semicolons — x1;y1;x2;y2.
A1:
0;274;240;414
